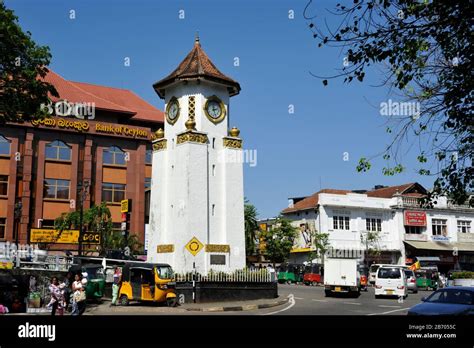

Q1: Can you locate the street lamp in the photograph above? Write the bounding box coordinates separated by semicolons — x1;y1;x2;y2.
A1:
77;180;90;257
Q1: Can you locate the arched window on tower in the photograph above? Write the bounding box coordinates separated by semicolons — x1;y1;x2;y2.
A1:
45;140;71;161
103;146;126;165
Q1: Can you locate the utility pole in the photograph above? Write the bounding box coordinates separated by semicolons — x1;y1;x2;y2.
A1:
14;201;22;267
77;180;90;256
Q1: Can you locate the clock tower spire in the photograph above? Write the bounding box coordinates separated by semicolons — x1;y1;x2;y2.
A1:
148;38;246;274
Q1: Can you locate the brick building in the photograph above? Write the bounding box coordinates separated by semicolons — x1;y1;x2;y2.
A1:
0;70;163;252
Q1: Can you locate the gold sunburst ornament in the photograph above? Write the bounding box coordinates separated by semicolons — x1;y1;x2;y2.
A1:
204;95;226;124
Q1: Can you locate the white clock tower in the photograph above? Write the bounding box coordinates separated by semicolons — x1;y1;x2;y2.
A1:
147;36;246;274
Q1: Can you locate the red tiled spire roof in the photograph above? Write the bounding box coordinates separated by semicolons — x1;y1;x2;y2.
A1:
43;70;164;123
153;37;241;99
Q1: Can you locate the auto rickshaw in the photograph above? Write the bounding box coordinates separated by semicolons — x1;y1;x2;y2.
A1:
358;265;369;291
415;269;438;290
303;263;323;286
277;263;304;284
118;262;177;307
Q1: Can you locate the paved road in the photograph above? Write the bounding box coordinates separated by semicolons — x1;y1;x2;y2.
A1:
88;284;429;315
257;284;427;315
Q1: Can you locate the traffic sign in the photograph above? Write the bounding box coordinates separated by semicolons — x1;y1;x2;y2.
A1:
121;199;131;213
185;237;204;256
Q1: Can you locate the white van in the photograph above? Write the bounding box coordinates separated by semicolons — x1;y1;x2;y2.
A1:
375;266;407;298
369;263;392;284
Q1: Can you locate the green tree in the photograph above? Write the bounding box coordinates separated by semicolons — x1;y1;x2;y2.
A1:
262;217;298;267
54;202;142;256
0;3;58;124
360;231;382;268
308;231;330;264
244;198;259;256
305;0;473;206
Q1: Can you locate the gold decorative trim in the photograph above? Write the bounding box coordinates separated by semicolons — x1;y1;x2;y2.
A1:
204;95;226;124
153;139;167;151
223;137;242;149
157;244;174;253
177;131;208;145
205;244;230;253
166;96;180;125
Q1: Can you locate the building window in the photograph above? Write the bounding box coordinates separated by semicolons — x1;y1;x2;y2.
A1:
0;135;10;156
0;218;6;239
44;179;70;199
102;183;126;203
0;175;8;196
366;218;382;232
405;226;423;234
333;216;350;230
432;219;447;236
103;146;126;165
457;220;471;233
45;140;71;161
145;149;152;165
145;177;151;190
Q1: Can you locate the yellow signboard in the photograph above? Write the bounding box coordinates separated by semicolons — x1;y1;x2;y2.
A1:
121;199;130;213
0;261;13;269
30;229;80;244
185;237;204;256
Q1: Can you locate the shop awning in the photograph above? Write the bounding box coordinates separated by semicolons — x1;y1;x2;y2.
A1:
404;241;474;252
416;256;440;262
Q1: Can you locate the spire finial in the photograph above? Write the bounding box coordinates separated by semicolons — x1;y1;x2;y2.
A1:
195;31;200;45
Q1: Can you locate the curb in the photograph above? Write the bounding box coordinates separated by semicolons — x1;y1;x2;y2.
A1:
185;296;290;312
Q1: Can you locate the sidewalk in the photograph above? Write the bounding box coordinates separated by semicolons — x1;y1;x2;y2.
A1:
88;296;289;315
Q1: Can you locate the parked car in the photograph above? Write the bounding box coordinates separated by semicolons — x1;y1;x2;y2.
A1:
375;266;407;299
403;269;418;294
408;287;474;315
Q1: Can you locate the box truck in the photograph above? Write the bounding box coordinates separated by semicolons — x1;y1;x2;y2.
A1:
324;258;360;297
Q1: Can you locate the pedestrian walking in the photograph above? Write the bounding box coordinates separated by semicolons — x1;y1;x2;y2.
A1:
71;273;86;316
47;277;66;316
111;267;122;306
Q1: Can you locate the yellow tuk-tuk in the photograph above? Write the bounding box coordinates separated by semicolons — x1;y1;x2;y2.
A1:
118;262;177;307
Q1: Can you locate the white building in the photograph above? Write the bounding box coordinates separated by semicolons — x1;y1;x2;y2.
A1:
147;37;246;273
282;183;474;272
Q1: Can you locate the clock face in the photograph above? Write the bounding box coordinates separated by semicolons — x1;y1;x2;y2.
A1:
168;103;178;119
166;97;180;124
207;100;222;119
204;96;226;123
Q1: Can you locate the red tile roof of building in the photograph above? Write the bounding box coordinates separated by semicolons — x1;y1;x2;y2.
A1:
366;183;423;198
153;37;241;98
44;70;164;123
282;189;352;213
281;183;427;214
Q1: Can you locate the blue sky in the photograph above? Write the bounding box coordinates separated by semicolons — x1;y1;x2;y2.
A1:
6;0;435;218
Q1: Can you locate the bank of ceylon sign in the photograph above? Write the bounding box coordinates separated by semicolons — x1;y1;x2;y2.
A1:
29;117;150;139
